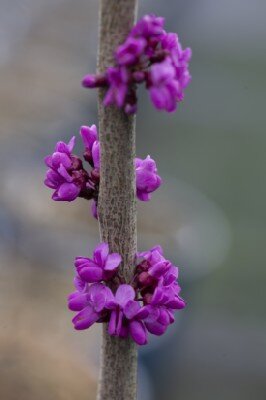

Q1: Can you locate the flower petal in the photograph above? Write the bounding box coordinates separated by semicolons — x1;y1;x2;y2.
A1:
72;306;99;330
149;261;169;278
123;300;141;320
57;183;80;201
68;292;89;311
145;320;168;336
80;125;98;150
129;320;147;345
79;267;103;283
92;141;100;169
108;310;117;335
115;284;135;307
93;242;109;266
104;253;122;271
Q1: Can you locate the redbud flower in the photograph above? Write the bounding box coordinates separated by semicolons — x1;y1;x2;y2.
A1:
130;14;165;38
75;242;122;283
44;137;88;201
135;156;162;201
67;243;185;344
106;284;148;345
44;126;162;220
80;125;97;152
82;73;108;88
80;124;100;168
82;14;191;114
143;283;185;335
116;37;147;66
137;245;171;279
148;58;182;112
104;67;129;108
68;283;113;330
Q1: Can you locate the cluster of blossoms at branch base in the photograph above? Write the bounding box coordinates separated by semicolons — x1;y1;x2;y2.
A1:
82;14;191;114
44;124;162;217
68;243;185;345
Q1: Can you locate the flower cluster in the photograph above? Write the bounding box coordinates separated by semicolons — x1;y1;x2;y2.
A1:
82;14;191;113
44;14;189;347
44;124;162;216
68;243;185;345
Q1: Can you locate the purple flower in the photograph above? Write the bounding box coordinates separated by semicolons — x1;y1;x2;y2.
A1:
116;37;147;66
67;242;186;343
104;67;129;108
80;125;100;169
68;283;113;330
135;156;162;201
162;33;192;88
143;283;185;335
130;14;165;38
82;15;191;114
91;140;100;170
151;282;186;310
75;242;122;283
80;125;98;152
44;137;88;201
148;58;183;112
137;245;173;287
106;284;148;345
82;73;108;88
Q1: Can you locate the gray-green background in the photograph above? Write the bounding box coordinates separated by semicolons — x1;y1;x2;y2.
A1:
0;1;265;399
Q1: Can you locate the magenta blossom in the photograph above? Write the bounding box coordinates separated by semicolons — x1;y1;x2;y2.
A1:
82;14;191;114
68;282;113;330
75;242;122;283
130;14;165;38
148;58;182;112
80;124;100;169
137;245;171;279
103;67;129;108
80;124;97;153
106;284;148;345
67;244;186;344
116;37;147;66
44;126;162;220
44;137;88;201
162;33;192;88
136;245;179;297
82;73;108;88
135;156;162;201
143;283;185;335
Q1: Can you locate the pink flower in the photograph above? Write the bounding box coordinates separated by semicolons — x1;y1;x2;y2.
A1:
148;58;182;112
80;125;100;169
44;136;88;201
68;283;113;330
82;14;191;114
106;285;148;345
104;67;129;108
116;37;147;66
143;283;185;335
130;14;165;38
75;242;122;283
135;156;162;201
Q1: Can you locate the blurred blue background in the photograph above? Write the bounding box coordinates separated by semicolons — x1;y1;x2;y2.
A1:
0;1;266;399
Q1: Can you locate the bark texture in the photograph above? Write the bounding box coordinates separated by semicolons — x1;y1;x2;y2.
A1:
97;1;138;399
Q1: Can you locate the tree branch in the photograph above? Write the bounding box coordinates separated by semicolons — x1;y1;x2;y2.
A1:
97;1;138;399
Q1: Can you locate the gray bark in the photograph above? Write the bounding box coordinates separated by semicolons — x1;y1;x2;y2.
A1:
96;1;138;399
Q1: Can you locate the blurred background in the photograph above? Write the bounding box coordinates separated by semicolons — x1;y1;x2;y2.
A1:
1;0;266;399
